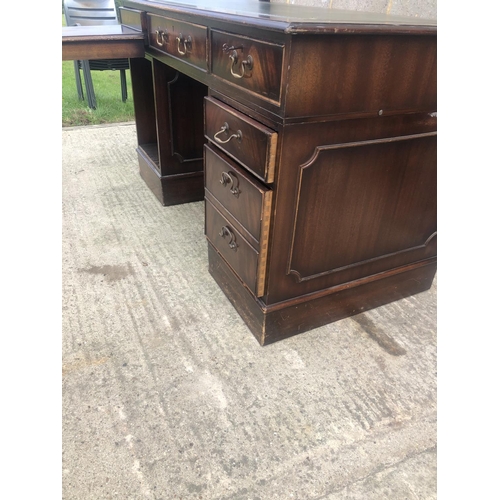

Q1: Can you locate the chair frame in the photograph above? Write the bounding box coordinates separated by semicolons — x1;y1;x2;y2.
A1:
63;0;129;109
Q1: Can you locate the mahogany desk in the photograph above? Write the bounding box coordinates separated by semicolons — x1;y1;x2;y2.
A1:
62;0;437;345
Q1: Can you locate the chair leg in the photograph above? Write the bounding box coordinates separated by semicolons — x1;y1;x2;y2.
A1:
73;61;84;100
120;69;128;102
82;60;97;110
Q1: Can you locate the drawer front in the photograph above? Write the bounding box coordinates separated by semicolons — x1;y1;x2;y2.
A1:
204;144;272;245
119;7;145;33
204;97;278;183
205;199;268;297
211;30;284;105
147;14;207;70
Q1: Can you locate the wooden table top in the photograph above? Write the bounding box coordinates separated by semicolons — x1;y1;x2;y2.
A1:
62;25;145;61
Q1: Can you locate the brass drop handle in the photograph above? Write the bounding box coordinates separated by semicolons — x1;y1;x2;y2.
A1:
220;171;241;198
229;50;253;79
213;122;242;144
219;226;238;251
176;33;192;55
155;29;167;46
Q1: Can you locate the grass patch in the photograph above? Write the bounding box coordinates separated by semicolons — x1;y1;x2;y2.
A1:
62;63;136;126
62;15;136;127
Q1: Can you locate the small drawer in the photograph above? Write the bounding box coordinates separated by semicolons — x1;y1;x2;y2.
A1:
205;199;268;297
119;7;146;33
147;14;207;70
204;144;272;246
211;30;284;105
204;97;278;183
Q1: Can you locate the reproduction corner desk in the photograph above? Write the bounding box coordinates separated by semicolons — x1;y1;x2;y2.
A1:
62;0;437;346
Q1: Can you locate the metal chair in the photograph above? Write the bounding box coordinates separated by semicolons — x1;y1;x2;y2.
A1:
63;0;129;109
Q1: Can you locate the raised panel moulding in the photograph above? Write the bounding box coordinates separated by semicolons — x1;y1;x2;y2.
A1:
287;132;437;282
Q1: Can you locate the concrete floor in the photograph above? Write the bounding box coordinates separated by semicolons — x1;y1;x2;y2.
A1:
62;122;437;500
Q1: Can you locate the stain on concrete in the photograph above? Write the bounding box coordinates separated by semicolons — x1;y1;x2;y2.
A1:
79;264;135;282
352;315;407;356
62;356;110;375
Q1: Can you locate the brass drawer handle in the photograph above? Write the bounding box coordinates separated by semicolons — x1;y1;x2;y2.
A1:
229;50;253;79
176;33;192;55
155;29;167;46
213;122;242;144
220;171;241;198
219;226;238;251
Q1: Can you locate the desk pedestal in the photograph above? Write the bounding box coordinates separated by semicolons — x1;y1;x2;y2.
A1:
107;2;438;344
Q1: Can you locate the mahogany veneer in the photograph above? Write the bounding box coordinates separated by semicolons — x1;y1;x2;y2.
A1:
63;0;437;345
62;25;145;61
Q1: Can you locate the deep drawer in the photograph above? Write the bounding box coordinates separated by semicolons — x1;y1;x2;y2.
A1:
205;199;268;297
147;14;207;70
204;97;277;183
204;144;272;246
211;30;284;105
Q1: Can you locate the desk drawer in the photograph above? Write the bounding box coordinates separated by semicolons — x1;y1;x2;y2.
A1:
205;199;268;297
204;97;277;183
147;14;207;70
119;7;145;33
211;30;284;105
204;144;272;245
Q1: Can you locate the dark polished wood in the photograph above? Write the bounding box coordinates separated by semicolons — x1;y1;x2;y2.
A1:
124;0;436;35
205;199;266;297
63;0;437;344
210;30;284;105
204;144;272;246
285;35;436;119
120;6;148;33
129;55;207;205
204;97;277;183
289;134;437;282
147;14;208;71
208;243;437;346
264;114;437;303
62;25;145;61
138;147;204;206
